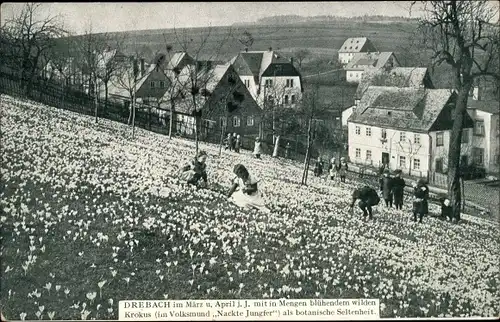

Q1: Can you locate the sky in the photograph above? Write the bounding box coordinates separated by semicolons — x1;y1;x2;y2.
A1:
0;1;424;35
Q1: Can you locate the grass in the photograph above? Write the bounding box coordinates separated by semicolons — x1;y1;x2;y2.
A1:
1;94;499;320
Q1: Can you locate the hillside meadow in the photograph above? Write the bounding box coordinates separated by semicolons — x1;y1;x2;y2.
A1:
1;94;499;320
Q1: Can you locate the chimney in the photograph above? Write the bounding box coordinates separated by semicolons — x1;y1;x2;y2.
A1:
140;58;145;77
245;47;248;52
268;47;272;52
290;57;294;65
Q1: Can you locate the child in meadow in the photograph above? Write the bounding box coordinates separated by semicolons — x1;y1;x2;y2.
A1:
227;164;270;213
379;169;394;208
392;169;406;210
329;157;337;181
349;185;380;220
439;195;453;221
314;156;324;177
412;178;429;223
179;150;208;188
253;137;262;159
235;134;241;153
338;157;348;183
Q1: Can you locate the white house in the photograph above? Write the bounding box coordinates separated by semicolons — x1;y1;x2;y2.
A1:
338;37;378;66
466;100;500;174
230;49;303;108
345;52;400;83
347;86;474;177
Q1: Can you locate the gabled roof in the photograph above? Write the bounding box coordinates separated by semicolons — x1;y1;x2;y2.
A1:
467;100;500;115
230;50;297;80
355;67;432;99
345;52;396;71
349;86;459;132
230;54;254;76
338;37;377;53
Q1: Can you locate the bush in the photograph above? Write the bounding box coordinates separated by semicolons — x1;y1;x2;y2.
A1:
460;165;486;180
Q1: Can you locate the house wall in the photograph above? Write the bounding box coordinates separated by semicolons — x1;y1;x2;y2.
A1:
338;53;355;65
428;130;473;173
467;110;499;173
346;70;364;83
238;75;259;100
257;75;302;107
341;106;354;126
348;122;433;177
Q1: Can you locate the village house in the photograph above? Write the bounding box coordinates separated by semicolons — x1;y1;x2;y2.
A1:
342;67;434;126
464;78;500;175
347;86;474;177
344;52;400;83
159;63;262;138
338;37;378;66
230;48;303;108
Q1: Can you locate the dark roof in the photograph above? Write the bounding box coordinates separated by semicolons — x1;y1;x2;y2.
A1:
467;100;499;114
349;86;462;132
345;52;396;71
230;54;253;76
261;63;301;77
240;52;263;78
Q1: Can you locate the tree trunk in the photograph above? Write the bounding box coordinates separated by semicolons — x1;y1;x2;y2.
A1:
94;76;99;123
195;116;199;156
148;105;152;131
169;101;175;139
302;118;313;185
447;80;473;223
104;82;109;117
460;176;465;212
273;135;280;158
132;94;136;138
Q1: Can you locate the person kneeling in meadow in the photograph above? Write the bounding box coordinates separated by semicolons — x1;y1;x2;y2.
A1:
178;150;208;188
438;195;453;221
227;164;270;213
349;186;380;220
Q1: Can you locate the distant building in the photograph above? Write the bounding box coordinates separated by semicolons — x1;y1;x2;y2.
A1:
347;86;474;177
342;67;434;127
230;49;303;108
338;37;378;65
160;63;262;138
344;52;400;83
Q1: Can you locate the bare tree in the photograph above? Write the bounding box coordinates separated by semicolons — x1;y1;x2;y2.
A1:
293;49;311;70
397;137;423;176
237;31;254;51
411;0;499;222
169;26;233;156
1;3;67;95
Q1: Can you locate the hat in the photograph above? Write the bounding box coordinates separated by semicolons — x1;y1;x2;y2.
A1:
394;169;402;174
417;178;427;186
255;137;260;141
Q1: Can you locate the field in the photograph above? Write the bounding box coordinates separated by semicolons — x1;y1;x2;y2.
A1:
1;94;499;320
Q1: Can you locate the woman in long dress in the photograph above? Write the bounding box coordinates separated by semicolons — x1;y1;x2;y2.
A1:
227;164;270;213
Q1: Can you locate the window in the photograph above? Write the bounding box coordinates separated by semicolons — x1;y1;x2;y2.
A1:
474;120;485;136
244;79;250;88
291;95;296;103
355;126;361;135
460;155;468;166
414;134;420;145
220;117;227;128
435;158;444;173
202;119;216;129
495;154;500;165
159;81;165;88
413;158;420;170
286;79;294;87
436;132;444;146
461;128;469;143
284;95;289;104
381;128;387;139
247;116;254;126
365;127;371;136
232;116;241;127
150;81;155;88
349;73;353;78
265;79;273;87
366;150;372;161
355;148;361;158
400;132;406;142
473;147;484;165
399;156;406;168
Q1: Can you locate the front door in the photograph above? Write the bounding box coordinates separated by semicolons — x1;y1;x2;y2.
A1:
382;152;390;166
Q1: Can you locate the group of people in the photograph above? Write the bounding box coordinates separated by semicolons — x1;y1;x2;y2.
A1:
177;150;455;223
178;150;269;213
224;133;242;153
313;156;349;183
